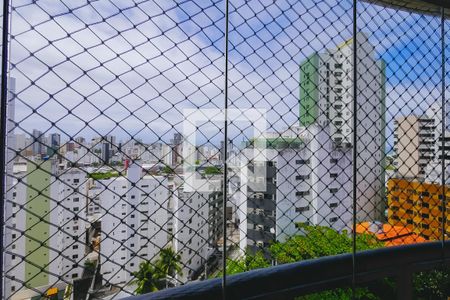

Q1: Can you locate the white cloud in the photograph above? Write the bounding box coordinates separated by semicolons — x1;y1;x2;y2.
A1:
8;0;448;145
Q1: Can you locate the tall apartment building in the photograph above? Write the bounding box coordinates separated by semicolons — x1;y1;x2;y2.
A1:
299;32;386;222
4;161;87;299
425;161;450;184
171;176;221;282
100;164;169;286
394;115;435;179
237;126;362;251
101;142;110;164
171;132;183;166
47;133;61;157
236;33;386;252
237;147;278;255
31;130;44;156
57;169;89;280
392;102;450;182
98;170;221;285
14;133;27;155
387;178;449;240
276;126;353;242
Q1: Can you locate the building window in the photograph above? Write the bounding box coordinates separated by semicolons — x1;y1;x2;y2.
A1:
295;221;309;228
295;159;310;165
295;191;310;196
295;206;310;213
329;188;338;194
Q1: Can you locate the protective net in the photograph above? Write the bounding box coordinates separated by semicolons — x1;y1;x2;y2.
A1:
0;0;449;299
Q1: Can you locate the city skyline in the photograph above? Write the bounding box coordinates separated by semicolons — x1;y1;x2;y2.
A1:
8;1;447;145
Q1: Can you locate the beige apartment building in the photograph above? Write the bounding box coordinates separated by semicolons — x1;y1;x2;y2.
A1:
394;115;436;179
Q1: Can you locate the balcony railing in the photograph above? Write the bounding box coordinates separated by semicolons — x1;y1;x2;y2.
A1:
124;241;450;300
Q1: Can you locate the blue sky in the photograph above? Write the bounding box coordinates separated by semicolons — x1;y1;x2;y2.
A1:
7;0;449;149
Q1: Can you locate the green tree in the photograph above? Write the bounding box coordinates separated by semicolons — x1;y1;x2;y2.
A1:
269;224;381;264
84;260;96;277
414;268;450;299
157;247;183;287
224;225;383;299
204;166;222;175
132;248;183;294
162;165;175;174
132;261;164;294
225;251;271;275
296;287;379;300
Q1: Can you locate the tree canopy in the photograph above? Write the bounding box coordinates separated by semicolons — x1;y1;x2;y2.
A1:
203;166;222;175
224;224;449;299
132;247;182;295
226;224;382;276
224;224;383;299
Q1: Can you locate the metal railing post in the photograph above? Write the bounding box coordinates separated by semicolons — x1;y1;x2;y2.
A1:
441;3;447;249
222;0;230;299
352;0;359;298
0;0;11;299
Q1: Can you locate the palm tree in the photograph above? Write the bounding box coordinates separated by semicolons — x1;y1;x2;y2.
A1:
132;261;164;294
157;247;182;287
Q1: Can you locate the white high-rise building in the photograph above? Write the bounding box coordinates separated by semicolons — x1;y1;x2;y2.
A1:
14;134;27;154
276;126;352;242
100;164;169;286
4;161;87;299
299;32;386;222
171;182;219;282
